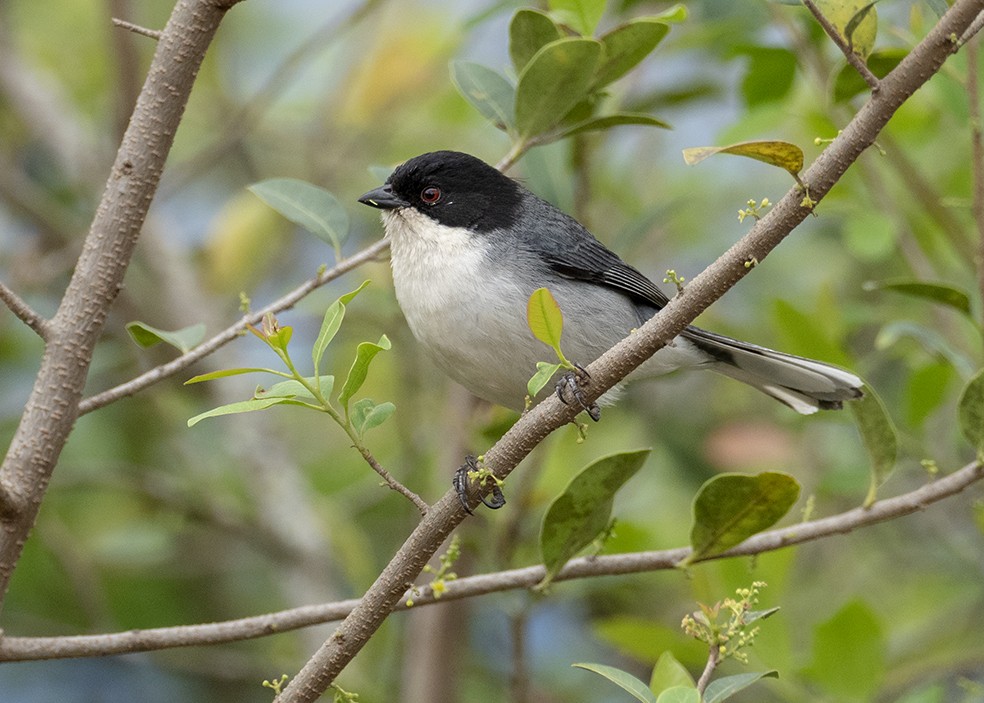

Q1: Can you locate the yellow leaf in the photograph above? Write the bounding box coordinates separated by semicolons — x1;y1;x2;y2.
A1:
682;140;804;177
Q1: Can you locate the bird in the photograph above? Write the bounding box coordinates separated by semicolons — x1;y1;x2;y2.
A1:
358;150;863;418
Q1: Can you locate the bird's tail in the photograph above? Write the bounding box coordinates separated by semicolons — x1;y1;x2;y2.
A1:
683;327;864;415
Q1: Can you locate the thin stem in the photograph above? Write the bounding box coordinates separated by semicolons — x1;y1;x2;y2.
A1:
274;338;428;515
0;281;48;339
0;459;980;662
695;645;719;694
351;440;429;515
801;0;881;91
495;140;530;172
111;18;162;40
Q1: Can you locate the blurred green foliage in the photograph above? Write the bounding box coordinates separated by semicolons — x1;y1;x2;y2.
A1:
1;0;983;701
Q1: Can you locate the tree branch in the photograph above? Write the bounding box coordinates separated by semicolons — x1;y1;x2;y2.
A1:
111;17;163;41
695;645;719;695
801;0;881;92
0;0;243;609
274;3;984;700
0;281;48;339
77;238;390;415
0;459;979;662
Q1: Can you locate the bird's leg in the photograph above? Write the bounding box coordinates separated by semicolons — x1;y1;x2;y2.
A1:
453;455;506;514
555;363;601;422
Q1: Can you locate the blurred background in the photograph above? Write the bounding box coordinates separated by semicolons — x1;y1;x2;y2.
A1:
0;0;982;700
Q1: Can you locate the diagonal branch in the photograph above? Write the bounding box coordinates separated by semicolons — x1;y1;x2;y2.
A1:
275;3;984;700
0;280;48;339
0;459;978;662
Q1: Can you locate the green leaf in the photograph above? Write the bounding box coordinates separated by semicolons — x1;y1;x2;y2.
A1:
313;281;371;376
803;600;885;699
126;321;206;354
187;397;291;427
958;369;984;456
863;279;972;318
843;1;879;58
264;324;293;353
509;9;562;73
682;140;804;177
548;0;606;36
649;652;696;694
338;335;392;410
350;398;396;436
812;0;878;59
185;367;287;384
655;687;700;703
651;4;687;23
848;385;898;506
449;61;516;132
703;671;779;703
528;361;563;398
248;178;349;256
557;112;671;139
515;38;602;140
594;19;669;88
539;449;650;587
572;663;658;703
527;287;566;360
255;379;311;400
255;376;333;402
744;606;781;624
687;472;800;562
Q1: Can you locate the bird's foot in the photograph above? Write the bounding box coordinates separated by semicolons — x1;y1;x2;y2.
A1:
555;363;601;422
453;455;506;514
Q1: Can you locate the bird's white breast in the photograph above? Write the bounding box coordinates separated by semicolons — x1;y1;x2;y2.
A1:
383;209;540;407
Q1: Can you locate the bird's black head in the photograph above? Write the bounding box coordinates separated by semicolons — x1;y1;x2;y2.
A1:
358;151;522;233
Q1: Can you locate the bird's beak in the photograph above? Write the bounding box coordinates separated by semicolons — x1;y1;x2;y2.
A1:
358;184;408;210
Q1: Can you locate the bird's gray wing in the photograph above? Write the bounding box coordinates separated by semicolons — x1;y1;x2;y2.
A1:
541;235;670;310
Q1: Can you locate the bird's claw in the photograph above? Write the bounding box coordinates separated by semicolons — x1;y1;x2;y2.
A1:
453;455;506;514
555;363;601;422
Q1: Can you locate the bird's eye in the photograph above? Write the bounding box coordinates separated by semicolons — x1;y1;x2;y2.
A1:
420;186;442;205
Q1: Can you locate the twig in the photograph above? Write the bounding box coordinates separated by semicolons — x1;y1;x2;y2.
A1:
0;459;979;662
0;281;48;339
356;444;429;515
77;238;390;415
801;0;881;92
695;645;719;694
495;141;529;172
111;17;162;41
273;4;984;699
